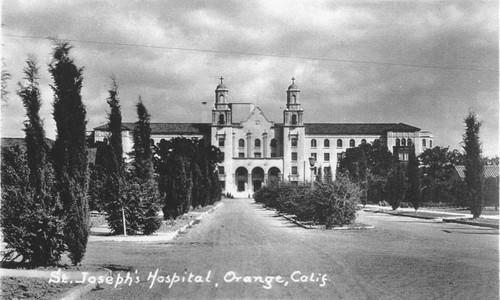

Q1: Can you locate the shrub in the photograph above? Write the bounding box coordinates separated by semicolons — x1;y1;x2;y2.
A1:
1;146;66;266
254;174;360;228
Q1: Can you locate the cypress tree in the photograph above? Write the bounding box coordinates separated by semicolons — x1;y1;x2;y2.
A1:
132;98;154;180
463;112;484;218
386;163;407;210
49;42;89;265
406;146;421;211
18;58;47;193
107;77;123;168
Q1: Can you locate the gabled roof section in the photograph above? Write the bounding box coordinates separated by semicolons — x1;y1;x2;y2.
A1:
454;165;499;180
305;123;420;135
240;107;273;125
94;123;211;136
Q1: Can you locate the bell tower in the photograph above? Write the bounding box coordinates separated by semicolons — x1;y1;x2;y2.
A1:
212;76;232;126
283;77;303;126
282;77;305;184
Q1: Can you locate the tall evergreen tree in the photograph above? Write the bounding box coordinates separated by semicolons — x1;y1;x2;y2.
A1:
385;163;407;210
18;58;47;193
132;98;154;180
107;77;123;168
406;146;421;211
49;42;89;265
463;112;484;218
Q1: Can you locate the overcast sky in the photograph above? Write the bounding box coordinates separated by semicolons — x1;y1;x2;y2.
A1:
2;1;498;157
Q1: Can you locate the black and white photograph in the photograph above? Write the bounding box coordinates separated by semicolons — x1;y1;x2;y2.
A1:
1;1;498;299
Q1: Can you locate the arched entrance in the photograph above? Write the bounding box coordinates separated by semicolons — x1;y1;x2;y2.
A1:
251;167;265;192
235;167;248;192
268;167;281;184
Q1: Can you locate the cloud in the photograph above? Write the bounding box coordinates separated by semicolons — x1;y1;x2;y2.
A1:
2;0;498;157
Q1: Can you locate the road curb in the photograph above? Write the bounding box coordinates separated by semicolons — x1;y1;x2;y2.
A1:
442;218;499;229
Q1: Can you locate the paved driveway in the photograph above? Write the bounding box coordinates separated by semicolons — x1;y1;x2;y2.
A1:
83;198;498;299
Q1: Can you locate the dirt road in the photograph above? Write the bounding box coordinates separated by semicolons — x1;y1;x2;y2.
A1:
83;198;498;299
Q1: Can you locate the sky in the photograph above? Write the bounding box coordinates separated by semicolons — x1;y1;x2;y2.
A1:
1;0;498;157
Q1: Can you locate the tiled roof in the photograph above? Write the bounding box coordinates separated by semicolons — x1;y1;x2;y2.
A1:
454;165;499;179
94;123;211;136
304;123;420;135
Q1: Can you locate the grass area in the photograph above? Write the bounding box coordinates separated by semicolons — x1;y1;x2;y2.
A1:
1;276;79;300
387;211;467;219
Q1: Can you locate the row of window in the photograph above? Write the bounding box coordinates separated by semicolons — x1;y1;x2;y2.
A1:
291;152;331;162
220;138;278;149
221;137;374;149
422;139;432;147
395;138;412;147
310;138;367;148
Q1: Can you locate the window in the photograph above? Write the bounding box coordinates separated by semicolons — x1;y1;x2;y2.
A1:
324;139;330;148
270;139;277;148
220;181;226;190
218;166;225;174
219;95;224;103
271;152;277;158
218;137;224;147
324;153;330;162
219;152;225;161
238;152;245;158
311;153;317;160
291;114;297;125
218;114;225;125
430;140;433;147
337;139;343;148
396;138;400;146
349;139;355;147
361;139;367;145
292;95;296;103
407;138;412;146
291;152;298;161
311;139;317;148
422;139;427;147
238;139;245;147
291;137;298;147
401;138;406;146
291;166;298;174
255;139;261;147
254;152;262;158
337;153;343;161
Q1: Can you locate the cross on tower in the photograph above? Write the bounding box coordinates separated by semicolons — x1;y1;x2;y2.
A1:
291;77;295;84
220;76;224;84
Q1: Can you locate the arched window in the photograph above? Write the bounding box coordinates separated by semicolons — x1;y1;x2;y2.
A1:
396;138;400;146
255;139;261;147
337;139;343;148
407;138;412;146
349;139;355;148
219;95;224;103
311;139;317;148
422;139;427;147
430;140;433;147
401;138;406;146
324;139;330;148
291;114;297;125
292;95;296;103
361;139;367;145
238;139;245;147
218;114;225;125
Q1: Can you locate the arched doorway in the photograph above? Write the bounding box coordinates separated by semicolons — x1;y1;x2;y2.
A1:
268;167;281;184
235;167;248;192
251;167;265;192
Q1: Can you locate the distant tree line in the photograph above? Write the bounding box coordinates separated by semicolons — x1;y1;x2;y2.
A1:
338;113;497;217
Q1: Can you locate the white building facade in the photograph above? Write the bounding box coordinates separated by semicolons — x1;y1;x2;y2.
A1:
94;78;433;197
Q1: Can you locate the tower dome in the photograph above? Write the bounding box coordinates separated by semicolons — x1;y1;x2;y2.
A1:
216;76;228;91
288;77;299;91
